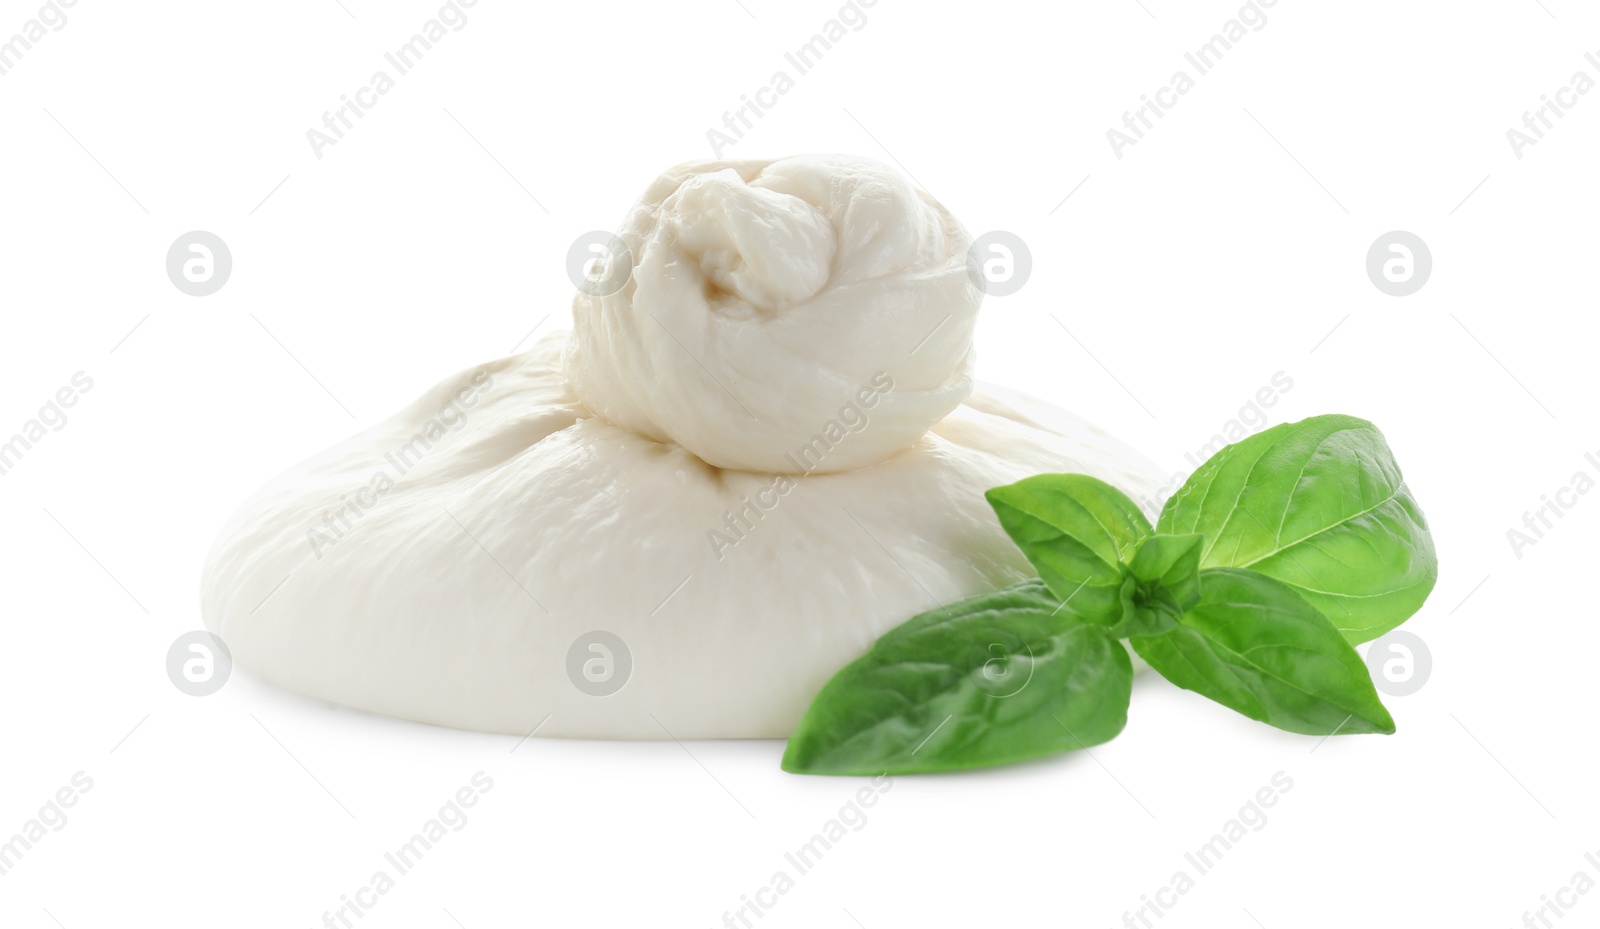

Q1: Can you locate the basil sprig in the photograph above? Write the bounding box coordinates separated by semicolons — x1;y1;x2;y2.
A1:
1131;568;1394;736
782;414;1435;776
780;581;1132;775
1157;414;1436;644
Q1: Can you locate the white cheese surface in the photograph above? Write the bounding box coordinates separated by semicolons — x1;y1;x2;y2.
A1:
564;155;980;475
200;156;1166;739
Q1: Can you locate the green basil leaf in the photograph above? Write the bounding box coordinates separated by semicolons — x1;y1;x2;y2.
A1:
1128;532;1203;613
782;580;1132;775
1107;533;1204;638
1108;575;1175;638
1156;414;1437;644
985;474;1152;622
1131;568;1395;736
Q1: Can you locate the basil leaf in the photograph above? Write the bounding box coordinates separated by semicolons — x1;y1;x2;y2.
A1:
985;474;1151;623
1108;533;1204;638
781;580;1132;775
1128;532;1203;613
1156;414;1437;643
1131;568;1395;736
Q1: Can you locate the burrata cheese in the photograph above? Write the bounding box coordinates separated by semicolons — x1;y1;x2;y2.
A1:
200;155;1165;739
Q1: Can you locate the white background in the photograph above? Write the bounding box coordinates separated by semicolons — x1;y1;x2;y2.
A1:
2;1;1596;927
